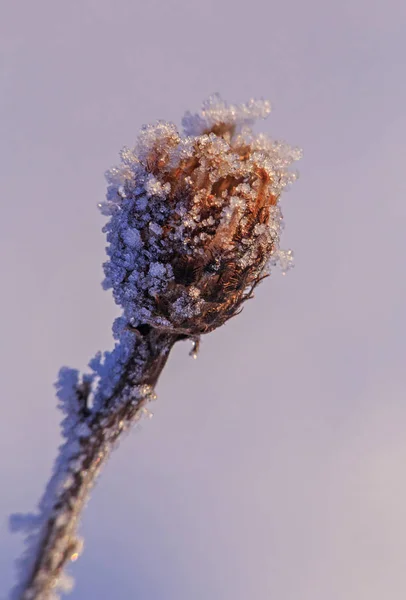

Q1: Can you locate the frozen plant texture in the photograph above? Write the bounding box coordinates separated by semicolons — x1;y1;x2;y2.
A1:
10;95;301;599
101;93;302;336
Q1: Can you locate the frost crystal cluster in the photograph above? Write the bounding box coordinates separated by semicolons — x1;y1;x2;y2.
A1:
101;94;301;336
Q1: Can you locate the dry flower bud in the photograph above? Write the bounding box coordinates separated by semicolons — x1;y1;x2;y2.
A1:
101;94;302;337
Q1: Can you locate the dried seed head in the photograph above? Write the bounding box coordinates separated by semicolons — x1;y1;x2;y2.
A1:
100;94;302;336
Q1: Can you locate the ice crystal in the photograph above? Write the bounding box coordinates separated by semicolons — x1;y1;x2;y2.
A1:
182;93;271;136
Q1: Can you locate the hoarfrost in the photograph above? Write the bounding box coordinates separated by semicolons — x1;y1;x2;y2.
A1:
99;93;300;332
182;93;271;136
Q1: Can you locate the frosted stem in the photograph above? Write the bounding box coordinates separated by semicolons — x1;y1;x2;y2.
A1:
14;330;178;600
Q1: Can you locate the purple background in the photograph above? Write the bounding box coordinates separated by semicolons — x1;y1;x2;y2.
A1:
1;1;406;598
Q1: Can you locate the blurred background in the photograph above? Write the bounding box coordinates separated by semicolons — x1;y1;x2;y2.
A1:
1;0;406;598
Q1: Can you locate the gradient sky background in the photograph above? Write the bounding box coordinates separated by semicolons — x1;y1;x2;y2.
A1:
1;1;406;598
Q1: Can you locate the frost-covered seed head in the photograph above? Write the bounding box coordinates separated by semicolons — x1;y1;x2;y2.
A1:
101;94;301;336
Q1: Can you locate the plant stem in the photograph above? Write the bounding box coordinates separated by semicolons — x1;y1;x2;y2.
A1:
17;330;178;600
